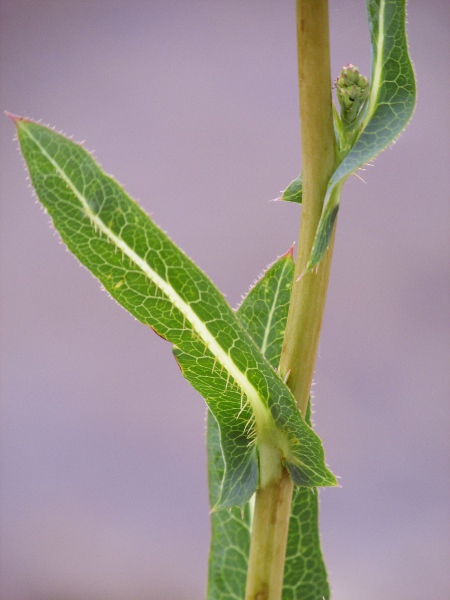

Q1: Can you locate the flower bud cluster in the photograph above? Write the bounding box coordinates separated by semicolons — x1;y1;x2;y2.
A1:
335;64;369;124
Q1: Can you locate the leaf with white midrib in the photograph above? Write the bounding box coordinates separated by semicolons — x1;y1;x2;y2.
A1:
15;118;336;510
279;0;416;265
307;0;416;271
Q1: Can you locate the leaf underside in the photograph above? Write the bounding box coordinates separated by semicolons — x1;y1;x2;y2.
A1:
207;256;329;600
15;118;335;511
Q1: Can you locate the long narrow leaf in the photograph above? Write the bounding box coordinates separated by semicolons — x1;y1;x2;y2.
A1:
13;117;336;510
309;0;416;270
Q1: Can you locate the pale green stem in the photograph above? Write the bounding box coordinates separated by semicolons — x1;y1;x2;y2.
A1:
245;445;293;600
279;0;337;415
245;1;337;598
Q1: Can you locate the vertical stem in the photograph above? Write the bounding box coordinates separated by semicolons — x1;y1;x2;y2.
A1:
279;0;337;415
245;466;293;600
245;2;337;598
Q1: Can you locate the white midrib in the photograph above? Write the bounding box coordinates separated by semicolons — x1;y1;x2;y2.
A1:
364;0;385;127
23;125;270;429
260;261;288;356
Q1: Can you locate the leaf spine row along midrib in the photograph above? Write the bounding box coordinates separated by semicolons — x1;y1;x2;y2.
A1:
21;124;274;439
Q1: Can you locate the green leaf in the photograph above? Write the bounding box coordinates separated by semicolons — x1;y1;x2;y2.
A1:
208;254;329;599
283;404;330;600
281;174;302;204
283;487;329;600
235;252;295;368
14;118;336;510
307;0;416;270
206;408;252;600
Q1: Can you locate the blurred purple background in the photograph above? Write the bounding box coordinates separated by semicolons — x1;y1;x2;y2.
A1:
1;1;449;599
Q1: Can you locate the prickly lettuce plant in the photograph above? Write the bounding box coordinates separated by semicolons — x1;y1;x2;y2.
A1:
8;0;415;598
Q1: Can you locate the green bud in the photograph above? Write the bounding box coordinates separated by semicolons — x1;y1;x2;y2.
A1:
335;64;370;124
342;64;360;83
357;74;369;89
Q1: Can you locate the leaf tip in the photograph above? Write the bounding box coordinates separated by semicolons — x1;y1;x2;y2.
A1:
4;111;24;124
281;243;295;260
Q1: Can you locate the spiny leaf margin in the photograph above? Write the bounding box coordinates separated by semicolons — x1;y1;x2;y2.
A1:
13;117;336;510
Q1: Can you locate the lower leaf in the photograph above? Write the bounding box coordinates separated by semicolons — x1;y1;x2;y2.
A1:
283;404;329;600
207;409;251;600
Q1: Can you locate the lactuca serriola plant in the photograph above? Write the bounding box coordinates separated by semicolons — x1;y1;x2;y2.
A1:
8;0;415;597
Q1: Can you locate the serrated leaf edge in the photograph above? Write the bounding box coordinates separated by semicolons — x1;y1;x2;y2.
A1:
19;121;276;446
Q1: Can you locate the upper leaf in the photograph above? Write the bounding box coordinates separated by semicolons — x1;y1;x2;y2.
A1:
14;118;336;509
307;0;416;270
